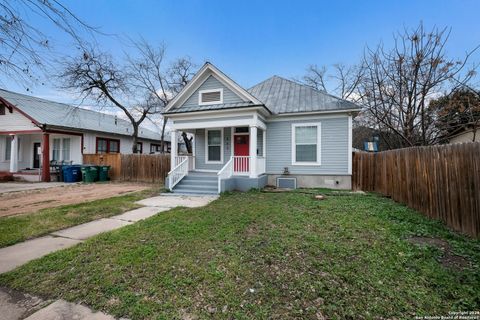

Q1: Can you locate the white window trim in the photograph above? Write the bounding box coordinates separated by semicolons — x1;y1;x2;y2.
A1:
198;88;224;106
205;128;224;164
291;122;321;166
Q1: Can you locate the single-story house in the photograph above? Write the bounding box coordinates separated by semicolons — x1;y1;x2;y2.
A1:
164;62;360;194
449;128;479;144
0;89;170;181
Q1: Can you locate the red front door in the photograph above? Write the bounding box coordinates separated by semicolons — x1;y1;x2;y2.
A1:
234;134;249;172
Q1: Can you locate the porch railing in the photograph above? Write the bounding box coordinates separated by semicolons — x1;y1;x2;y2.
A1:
167;156;188;190
175;155;195;171
217;157;234;193
233;156;250;175
256;156;266;175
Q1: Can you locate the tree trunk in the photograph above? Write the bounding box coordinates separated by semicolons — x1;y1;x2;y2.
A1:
132;124;139;154
160;120;168;153
181;131;193;154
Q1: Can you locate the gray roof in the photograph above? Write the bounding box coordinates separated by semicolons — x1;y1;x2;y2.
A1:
164;74;360;116
247;76;360;114
0;89;164;141
164;101;264;114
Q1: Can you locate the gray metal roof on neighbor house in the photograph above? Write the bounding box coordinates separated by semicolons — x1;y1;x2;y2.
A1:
0;89;164;141
247;76;360;114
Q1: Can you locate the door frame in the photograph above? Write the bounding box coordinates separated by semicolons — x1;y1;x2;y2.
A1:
230;127;250;157
32;141;41;169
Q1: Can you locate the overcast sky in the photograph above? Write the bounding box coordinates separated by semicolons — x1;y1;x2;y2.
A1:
4;0;480;107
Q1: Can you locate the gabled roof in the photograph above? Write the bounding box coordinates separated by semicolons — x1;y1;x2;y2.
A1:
247;76;360;114
0;89;165;141
164;63;360;116
164;62;267;114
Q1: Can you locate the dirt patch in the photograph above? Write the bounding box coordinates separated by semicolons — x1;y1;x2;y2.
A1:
0;183;151;217
407;236;470;270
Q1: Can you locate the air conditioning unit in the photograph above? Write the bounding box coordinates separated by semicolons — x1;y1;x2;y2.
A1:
276;177;297;189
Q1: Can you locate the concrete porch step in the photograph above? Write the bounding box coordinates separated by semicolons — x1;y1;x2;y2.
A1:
174;184;218;192
172;188;218;195
176;180;217;187
172;171;219;195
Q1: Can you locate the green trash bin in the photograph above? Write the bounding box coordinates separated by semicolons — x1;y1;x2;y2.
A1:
98;166;110;182
81;166;98;183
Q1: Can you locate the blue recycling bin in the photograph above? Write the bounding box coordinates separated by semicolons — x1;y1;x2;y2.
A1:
63;165;82;183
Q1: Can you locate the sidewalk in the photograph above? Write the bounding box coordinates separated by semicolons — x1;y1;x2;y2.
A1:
0;194;218;319
0;194;218;274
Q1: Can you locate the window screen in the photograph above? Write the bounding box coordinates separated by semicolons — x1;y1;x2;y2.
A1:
295;126;318;162
109;140;119;153
62;138;71;161
97;139;108;154
207;130;221;161
52;138;61;161
5;137;11;160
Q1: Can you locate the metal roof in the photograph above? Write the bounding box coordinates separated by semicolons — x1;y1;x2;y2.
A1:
0;89;165;141
247;76;360;114
164;72;360;116
164;101;266;114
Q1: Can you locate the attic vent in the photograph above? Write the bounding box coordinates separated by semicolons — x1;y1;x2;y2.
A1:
199;89;223;105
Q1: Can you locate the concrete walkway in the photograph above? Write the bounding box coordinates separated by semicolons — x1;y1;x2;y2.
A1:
0;193;218;319
0;194;218;274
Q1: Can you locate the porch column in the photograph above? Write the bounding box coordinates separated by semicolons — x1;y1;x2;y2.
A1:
9;135;18;173
170;130;177;170
262;128;266;157
249;126;257;178
41;133;50;182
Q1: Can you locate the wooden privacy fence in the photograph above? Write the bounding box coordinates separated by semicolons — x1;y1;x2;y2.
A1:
83;154;170;183
352;142;480;238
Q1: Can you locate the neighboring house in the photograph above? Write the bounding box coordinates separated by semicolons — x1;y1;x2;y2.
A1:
0;89;169;181
164;63;360;194
449;128;479;144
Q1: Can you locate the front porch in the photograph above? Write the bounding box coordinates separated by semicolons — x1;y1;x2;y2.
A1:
0;132;82;182
167;124;268;194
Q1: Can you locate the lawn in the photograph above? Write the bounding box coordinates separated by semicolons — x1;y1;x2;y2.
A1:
0;188;159;248
0;190;478;319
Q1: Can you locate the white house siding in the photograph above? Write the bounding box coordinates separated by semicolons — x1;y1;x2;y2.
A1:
265;116;350;175
82;132;154;155
0;108;38;132
450;129;479;144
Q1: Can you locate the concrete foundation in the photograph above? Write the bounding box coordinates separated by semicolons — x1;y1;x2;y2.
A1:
267;174;352;190
220;175;268;192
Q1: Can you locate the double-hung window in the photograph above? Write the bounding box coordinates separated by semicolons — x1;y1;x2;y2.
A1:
52;138;71;161
5;136;11;160
206;129;223;163
96;138;120;154
292;123;321;165
52;138;61;161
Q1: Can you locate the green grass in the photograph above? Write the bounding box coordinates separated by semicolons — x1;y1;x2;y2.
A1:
0;188;158;248
0;190;478;319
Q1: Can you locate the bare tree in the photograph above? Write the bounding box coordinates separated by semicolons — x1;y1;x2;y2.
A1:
127;39;195;152
302;63;364;102
358;23;478;148
0;0;96;88
430;87;480;143
60;42;195;153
